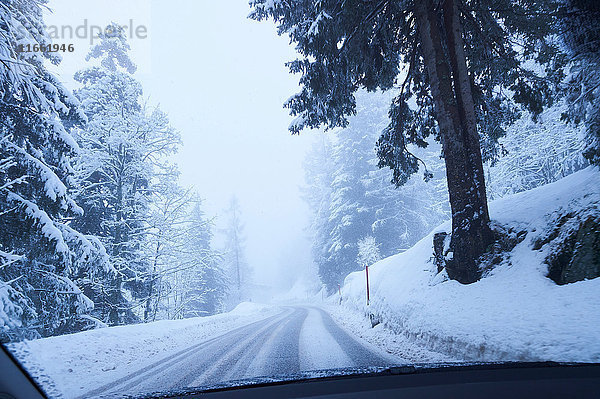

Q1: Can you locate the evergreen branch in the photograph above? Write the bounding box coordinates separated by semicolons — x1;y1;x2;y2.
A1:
339;0;390;54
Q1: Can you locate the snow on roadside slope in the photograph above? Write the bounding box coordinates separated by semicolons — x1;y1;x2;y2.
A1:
339;166;600;363
7;302;281;399
323;302;455;363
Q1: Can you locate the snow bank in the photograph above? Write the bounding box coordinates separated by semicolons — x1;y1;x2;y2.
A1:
7;303;280;398
323;302;455;363
339;167;600;362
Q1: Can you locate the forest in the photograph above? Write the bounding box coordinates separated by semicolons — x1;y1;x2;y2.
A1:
1;0;599;347
0;11;252;341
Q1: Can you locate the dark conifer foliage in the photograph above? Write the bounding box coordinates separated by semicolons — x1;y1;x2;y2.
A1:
250;0;564;283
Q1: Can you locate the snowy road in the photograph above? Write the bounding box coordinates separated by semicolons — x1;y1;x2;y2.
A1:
78;306;398;398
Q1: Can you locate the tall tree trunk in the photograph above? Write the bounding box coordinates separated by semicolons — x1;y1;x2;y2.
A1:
442;0;490;217
144;241;160;322
109;144;129;324
108;275;122;324
414;0;493;283
233;207;241;299
109;161;124;324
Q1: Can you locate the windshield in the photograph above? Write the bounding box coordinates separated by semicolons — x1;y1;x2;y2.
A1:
1;0;599;398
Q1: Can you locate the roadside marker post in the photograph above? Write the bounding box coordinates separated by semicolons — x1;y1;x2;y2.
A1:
363;263;378;327
365;265;370;306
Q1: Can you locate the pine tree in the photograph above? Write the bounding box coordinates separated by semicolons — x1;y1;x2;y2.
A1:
0;0;109;340
302;136;339;290
303;91;448;291
560;0;600;165
72;25;180;325
326;110;377;287
179;203;227;317
250;0;563;283
221;196;250;306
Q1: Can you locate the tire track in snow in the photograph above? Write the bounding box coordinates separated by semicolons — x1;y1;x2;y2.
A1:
179;308;299;388
80;305;397;398
78;308;291;398
121;308;294;394
245;306;308;378
299;307;354;371
311;306;395;367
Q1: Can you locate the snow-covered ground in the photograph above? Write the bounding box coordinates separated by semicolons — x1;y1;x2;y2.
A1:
7;303;281;398
338;166;600;362
8;302;410;399
323;302;455;363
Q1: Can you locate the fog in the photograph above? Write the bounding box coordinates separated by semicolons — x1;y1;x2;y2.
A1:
46;0;317;292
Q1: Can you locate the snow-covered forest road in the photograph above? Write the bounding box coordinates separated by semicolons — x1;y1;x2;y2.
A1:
75;306;399;398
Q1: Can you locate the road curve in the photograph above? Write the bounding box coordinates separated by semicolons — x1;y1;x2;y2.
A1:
80;306;398;398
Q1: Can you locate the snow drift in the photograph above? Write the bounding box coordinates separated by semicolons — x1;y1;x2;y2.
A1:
339;166;600;362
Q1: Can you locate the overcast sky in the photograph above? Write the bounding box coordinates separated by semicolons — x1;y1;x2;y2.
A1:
45;0;318;289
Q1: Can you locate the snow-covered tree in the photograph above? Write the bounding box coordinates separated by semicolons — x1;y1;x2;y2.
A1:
302;136;339;290
0;0;110;341
142;182;226;321
559;0;600;166
303;92;449;291
142;171;193;321
486;103;588;199
221;196;251;307
357;236;381;268
177;203;227;318
72;25;180;325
